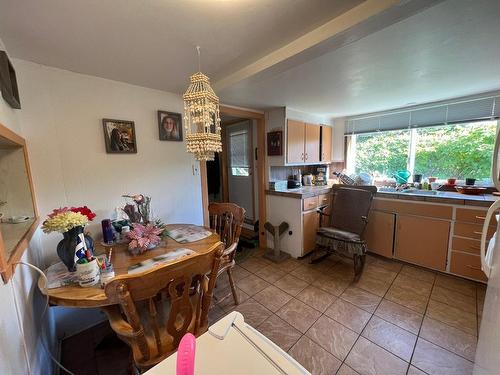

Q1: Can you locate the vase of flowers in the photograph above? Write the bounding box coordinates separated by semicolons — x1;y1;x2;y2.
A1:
42;206;96;271
126;223;163;255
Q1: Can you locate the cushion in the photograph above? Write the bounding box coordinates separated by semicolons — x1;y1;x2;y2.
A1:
317;227;362;243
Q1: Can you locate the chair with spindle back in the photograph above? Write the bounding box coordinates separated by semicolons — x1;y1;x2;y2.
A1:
103;244;224;370
208;202;246;305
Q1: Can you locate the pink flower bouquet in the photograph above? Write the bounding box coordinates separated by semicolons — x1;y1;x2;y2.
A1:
126;223;163;255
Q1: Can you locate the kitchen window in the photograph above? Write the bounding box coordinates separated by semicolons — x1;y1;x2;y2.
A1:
229;129;250;176
346;120;498;182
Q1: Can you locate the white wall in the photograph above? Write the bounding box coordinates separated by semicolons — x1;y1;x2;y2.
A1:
0;40;56;375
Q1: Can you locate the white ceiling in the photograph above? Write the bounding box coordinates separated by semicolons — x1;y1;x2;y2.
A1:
219;0;500;117
0;0;363;94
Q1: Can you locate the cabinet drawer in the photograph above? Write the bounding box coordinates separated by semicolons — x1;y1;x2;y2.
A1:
456;207;496;226
372;199;452;220
454;222;495;240
450;251;487;282
318;194;330;207
303;196;319;211
451;236;481;255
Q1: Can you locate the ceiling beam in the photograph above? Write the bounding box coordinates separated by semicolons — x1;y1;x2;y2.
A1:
214;0;400;91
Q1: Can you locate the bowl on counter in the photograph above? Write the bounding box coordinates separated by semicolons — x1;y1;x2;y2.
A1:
455;186;487;195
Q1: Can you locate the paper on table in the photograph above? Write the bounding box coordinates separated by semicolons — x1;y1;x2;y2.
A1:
127;248;195;274
166;226;212;243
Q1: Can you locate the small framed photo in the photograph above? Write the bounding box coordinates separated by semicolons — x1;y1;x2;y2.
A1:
158;110;183;141
102;119;137;154
267;130;283;156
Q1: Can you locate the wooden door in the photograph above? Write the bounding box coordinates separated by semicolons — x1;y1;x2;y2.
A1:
286;119;305;164
364;210;395;258
305;123;320;163
395;215;450;271
303;210;320;255
321;125;332;162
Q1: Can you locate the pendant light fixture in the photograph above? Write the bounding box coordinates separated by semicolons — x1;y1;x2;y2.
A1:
183;46;222;161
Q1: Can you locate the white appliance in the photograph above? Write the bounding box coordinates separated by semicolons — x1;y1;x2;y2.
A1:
473;130;500;374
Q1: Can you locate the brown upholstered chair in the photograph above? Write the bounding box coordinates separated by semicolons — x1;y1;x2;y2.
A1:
208;202;246;305
313;185;377;281
102;244;224;370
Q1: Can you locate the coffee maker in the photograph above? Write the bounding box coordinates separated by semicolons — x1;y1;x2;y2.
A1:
314;166;329;186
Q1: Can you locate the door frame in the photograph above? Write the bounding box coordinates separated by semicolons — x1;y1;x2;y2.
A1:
200;105;267;247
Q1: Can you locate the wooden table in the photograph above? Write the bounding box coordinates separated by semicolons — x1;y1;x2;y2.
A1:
38;224;222;308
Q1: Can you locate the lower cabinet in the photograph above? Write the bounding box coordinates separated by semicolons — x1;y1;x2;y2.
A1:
364;210;395;258
395;214;450;271
303;210;320;255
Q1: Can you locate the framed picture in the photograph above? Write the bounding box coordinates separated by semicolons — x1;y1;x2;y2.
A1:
158;110;183;141
102;119;137;154
267;130;282;156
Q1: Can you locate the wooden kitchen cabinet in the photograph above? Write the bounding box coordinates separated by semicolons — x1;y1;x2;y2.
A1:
305;123;320;163
303;209;320;255
364;210;395;258
320;125;332;162
395;214;450;271
286;119;305;163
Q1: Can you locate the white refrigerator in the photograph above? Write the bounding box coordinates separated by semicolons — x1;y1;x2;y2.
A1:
473;132;500;374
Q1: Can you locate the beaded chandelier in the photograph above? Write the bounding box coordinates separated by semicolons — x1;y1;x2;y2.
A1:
183;47;222;161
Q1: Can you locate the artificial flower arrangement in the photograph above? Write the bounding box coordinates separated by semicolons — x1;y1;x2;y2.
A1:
42;206;97;271
126;223;164;255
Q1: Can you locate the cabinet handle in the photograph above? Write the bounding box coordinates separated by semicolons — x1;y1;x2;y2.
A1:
466;264;482;271
305;153;308;160
301;153;304;160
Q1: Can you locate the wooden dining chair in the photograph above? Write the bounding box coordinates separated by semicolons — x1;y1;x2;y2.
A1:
208;202;246;305
102;244;224;371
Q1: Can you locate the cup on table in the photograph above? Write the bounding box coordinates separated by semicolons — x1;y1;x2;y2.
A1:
428;177;437;183
430;182;442;190
447;178;456;185
466;178;476;186
76;258;100;287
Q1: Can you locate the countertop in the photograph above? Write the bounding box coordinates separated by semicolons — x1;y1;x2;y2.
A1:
266;184;499;207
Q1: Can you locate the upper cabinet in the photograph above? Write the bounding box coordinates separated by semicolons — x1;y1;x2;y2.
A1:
320;125;332;163
305;123;320;163
285;119;327;165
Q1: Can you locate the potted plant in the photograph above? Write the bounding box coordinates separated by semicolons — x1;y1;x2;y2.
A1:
125;223;164;255
42;206;96;271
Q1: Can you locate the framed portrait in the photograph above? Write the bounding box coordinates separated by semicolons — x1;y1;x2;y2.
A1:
102;119;137;154
158;110;183;141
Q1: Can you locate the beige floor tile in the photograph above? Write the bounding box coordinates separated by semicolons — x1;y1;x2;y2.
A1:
290;265;324;284
426;300;477;336
236;274;270;296
275;258;302;272
420;316;477;361
274;274;309;296
430;285;476;314
216;287;250;312
341;287;382;313
230;264;251;282
330;262;356;279
296;285;336;312
363;264;399;283
312;275;351;296
354;273;392;297
238;257;268;273
385;284;429;314
366;255;403;273
411;338;474;375
375;299;423;335
325;299;371;333
400;264;436;283
256;314;302;351
288;336;342;375
234;299;272;327
392;273;433;297
276;298;322;333
361;316;417;361
254;265;286;284
345;336;408;375
407;366;427;375
306;315;358;360
336;364;360;375
253;285;293;312
435;274;476;298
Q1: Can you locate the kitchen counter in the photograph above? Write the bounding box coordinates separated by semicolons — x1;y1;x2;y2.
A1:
266;184;499;207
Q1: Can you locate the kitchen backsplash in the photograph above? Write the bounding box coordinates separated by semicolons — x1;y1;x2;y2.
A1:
270;164;334;181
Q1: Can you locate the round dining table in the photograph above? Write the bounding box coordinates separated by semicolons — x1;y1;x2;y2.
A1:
38;224;222;308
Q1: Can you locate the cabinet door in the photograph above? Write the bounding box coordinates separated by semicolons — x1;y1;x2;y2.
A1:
287;119;305;163
364;210;395;258
303;210;320;255
321;125;332;162
305;123;320;163
395;215;450;271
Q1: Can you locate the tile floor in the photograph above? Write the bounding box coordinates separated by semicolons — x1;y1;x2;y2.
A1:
210;250;486;375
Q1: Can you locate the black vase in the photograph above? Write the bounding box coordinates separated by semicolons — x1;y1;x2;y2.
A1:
57;226;94;272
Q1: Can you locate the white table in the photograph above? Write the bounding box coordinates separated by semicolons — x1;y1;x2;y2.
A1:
145;312;310;374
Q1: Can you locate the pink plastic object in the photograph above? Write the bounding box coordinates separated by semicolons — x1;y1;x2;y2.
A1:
176;333;196;375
